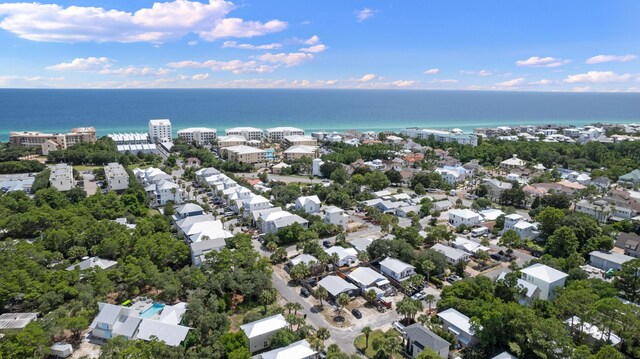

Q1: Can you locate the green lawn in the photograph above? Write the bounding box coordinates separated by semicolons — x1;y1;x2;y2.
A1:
354;329;401;358
148;208;161;217
74;165;102;171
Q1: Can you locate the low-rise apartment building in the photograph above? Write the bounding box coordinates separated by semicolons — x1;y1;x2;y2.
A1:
177;127;217;145
222;145;266;164
266;127;304;142
104;162;129;192
49;164;75;191
225;127;263;141
10;127;97;154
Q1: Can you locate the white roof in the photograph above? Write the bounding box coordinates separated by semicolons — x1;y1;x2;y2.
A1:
284;145;318;154
324;205;344;214
505;214;523;220
177;127;216;133
324;246;358;260
437;308;474;336
497;272;539;298
225;145;265;154
218;135;247;142
226;126;262;132
431;243;470;260
149;119;171;126
260;339;316;359
284;135;314;142
349;237;373;252
290;254;318;266
492;352;518;359
380;257;415;273
318;275;357;297
564;316;621;346
267;126;304;132
296;195;321;206
136;319;190;347
514;221;536;230
521;263;568;283
348;267;386;286
240;314;287;338
66;257;118;271
449;209;480;219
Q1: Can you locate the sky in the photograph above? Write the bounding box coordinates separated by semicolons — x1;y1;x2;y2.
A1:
0;0;639;91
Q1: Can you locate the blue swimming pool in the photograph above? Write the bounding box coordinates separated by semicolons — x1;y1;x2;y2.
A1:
139;303;165;318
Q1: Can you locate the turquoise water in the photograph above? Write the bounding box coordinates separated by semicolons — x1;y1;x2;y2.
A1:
139;303;165;318
1;89;639;141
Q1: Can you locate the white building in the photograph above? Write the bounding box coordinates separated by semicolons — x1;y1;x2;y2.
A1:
324;206;348;228
520;263;568;300
262;211;309;234
500;154;526;169
266;127;304;142
437;308;476;346
133;167;183;206
324;246;358;267
448;209;480;227
401;128;479;146
431;243;470;264
312;158;324;177
104;162;129;192
259;339;317;359
435;166;469;186
243;195;272;214
589;250;634;271
225;127;263;141
49;163;75;192
294;195;321;214
148;119;172;142
177;127;217;145
380;257;415;281
240;314;288;353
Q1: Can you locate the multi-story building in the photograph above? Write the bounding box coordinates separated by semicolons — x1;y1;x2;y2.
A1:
217;135;247;148
104;162;129;192
283;135;317;147
401;128;478;146
221;145;266;164
520;263;568;300
107;133;149;145
177;127;217;145
283;145;319;160
10;127;97;155
225;127;263;141
266;127;304;143
49;164;75;191
148;119;172;142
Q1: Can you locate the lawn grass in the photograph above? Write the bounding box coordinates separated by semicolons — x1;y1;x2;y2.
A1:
74;165;102;171
354;329;392;358
148;208;161;217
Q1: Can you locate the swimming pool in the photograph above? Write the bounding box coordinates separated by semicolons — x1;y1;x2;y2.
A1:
139;303;165;318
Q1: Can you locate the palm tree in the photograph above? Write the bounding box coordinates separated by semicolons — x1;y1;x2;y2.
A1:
417;314;429;326
373;331;402;359
308;336;325;353
284;302;297;315
361;326;372;349
259;289;275;314
291;302;303;315
421;259;435;284
337;293;350;316
364;289;378;307
357;251;370;265
315;286;328;308
316;327;330;342
425;294;436;315
330;252;340;273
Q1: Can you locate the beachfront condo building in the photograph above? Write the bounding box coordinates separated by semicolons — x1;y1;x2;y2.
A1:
148;119;172;142
104;162;130;192
401;128;478;146
284;135;317;147
266;127;305;143
177;127;217;145
49;164;75;192
221;145;266;164
225;127;263;141
9;127;97;155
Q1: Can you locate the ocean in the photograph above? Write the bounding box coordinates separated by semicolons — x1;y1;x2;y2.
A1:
1;89;639;141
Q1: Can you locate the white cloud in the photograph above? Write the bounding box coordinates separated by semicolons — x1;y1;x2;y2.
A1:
516;56;570;68
222;40;282;50
585;54;637;64
192;73;209;80
429;79;458;84
303;35;320;45
495;77;525;87
460;69;492;77
355;8;375;22
564;71;636;83
187;40;198;46
257;52;314;67
99;66;172;77
356;73;379;82
391;80;417;88
46;57;112;71
572;86;592;92
198;18;287;41
528;79;554;85
167;59;274;74
423;68;440;75
299;44;328;53
0;1;287;43
0;75;64;88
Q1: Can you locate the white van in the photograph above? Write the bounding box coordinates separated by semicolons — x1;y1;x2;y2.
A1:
471;226;489;238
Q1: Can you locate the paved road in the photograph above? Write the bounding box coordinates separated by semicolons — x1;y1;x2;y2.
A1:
235;172;329;185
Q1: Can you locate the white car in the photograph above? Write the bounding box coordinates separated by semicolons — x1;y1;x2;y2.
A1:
392;321;405;334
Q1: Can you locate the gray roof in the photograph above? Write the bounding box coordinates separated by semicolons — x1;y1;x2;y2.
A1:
190;239;226;252
491;352;518;359
380;257;415;274
404;323;450;354
176;203;204;215
349;237;373;252
0;313;38;329
616;232;640;251
112;316;142;338
589;250;634;265
94;303;123;325
65;257;118;271
290;254;318;266
431;243;469;261
347;267;387;287
136;319;190;347
318;275;357;297
273;214;308;228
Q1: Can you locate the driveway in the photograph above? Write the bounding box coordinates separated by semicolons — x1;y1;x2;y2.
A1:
82;172;97;195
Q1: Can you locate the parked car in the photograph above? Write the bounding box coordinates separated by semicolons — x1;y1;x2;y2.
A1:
411;291;426;301
490;253;502;261
322;240;333;248
300;288;311;298
351;309;362;319
446;275;462;283
393;321;405;334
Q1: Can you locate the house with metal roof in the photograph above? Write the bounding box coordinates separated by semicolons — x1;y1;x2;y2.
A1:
240;314;288;353
616;232;640;258
379;257;416;281
347;267;390;292
294;195;321;214
65;256;117;271
318;275;358;299
497;272;541;305
259;339;317;359
589;250;634;271
324;246;358;267
403;323;450;358
430;243;470;265
520;263;568;300
349;237;373;253
437;308;476;347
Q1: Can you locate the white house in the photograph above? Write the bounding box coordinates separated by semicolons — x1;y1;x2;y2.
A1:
324;246;358;267
380;257;416;281
431;243;470;265
259;339;317;359
324;206;348;228
240;314;288;353
317;275;358;299
66;257;117;271
347;267;390;292
243;195;272;214
503;214;539;240
451;237;488;255
437;308;476;347
294;195;321;214
349;237;373;253
104;162;129;192
520;263;568;300
448;209;480;227
263;211;309;234
497;272;540;305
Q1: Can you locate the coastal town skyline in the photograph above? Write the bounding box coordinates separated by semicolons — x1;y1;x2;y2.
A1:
0;0;639;92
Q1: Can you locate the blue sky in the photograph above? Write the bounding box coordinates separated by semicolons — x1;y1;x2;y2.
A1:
0;0;638;91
